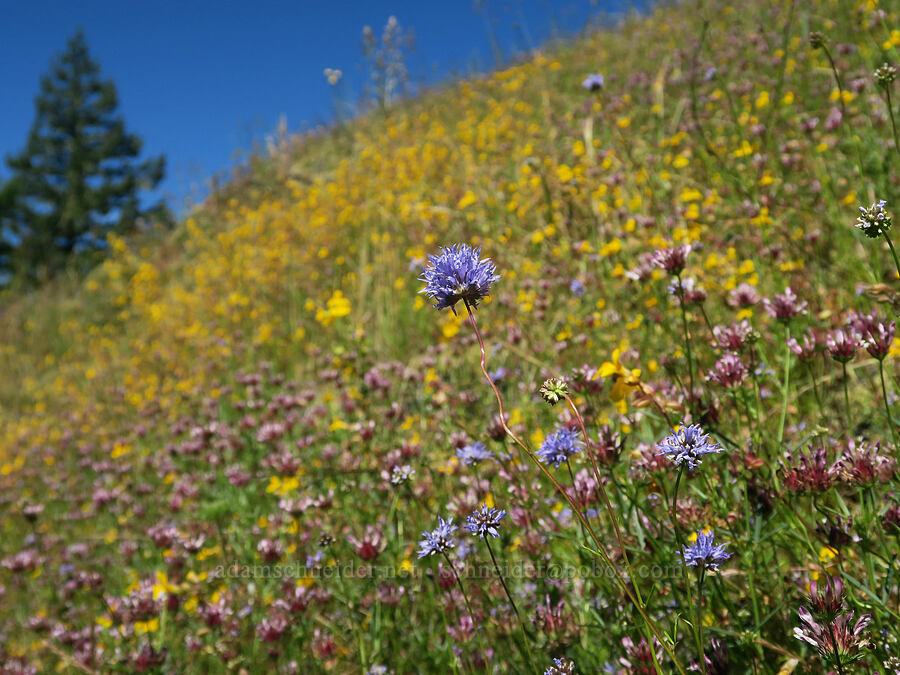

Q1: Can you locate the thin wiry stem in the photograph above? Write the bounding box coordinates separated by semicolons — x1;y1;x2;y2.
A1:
696;569;708;675
883;230;900;283
463;301;687;675
885;86;900;162
821;43;847;124
564;394;642;602
776;326;791;450
442;551;490;669
483;537;538;674
878;359;899;451
677;274;697;409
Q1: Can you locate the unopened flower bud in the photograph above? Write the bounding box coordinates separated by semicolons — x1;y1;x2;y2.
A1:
540;378;568;405
875;62;897;89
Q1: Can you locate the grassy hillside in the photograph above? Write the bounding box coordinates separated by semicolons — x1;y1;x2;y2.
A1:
3;0;900;672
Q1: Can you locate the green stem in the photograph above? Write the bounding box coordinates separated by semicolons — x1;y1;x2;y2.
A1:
776;325;791;451
886;86;900;162
806;361;824;420
822;43;846;121
841;361;852;437
677;274;696;408
821;43;865;180
883;230;900;283
564;395;640;597
696;569;708;675
484;538;538;674
484;538;519;619
671;465;702;668
879;359;899;451
671;466;686;553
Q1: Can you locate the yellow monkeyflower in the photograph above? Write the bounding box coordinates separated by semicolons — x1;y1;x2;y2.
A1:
595;343;642;413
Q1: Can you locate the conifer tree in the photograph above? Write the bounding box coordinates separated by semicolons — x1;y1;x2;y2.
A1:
3;30;168;283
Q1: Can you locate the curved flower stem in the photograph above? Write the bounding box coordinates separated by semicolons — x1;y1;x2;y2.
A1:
564;394;642;602
463;301;687;675
878;359;899;450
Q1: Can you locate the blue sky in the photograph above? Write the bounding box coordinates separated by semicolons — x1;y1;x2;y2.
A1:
1;1;646;214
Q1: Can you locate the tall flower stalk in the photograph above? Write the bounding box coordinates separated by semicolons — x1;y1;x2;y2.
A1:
464;503;537;674
418;243;687;673
680;530;731;674
417;515;490;668
875;63;900;160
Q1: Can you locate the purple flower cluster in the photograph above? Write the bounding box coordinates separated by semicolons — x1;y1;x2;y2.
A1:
456;441;494;466
581;73;604;91
825;328;859;363
419;244;501;314
707;353;747;388
464;503;507;538
680;530;731;570
763;287;807;322
536;428;583;468
417;516;457;558
657;424;723;471
651;244;692;275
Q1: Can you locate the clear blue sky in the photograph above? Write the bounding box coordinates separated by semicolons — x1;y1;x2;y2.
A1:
1;0;646;214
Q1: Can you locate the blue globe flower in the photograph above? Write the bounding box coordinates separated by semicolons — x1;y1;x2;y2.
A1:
464;503;507;539
417;516;457;558
536;428;583;468
419;244;501;314
680;530;731;571
657;423;722;471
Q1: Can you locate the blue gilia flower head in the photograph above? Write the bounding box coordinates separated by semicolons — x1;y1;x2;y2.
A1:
544;657;576;675
417;516;457;558
680;530;731;571
581;73;604;91
856;199;892;238
418;244;501;314
536;427;583;468
464;503;507;539
657;423;722;471
456;441;494;466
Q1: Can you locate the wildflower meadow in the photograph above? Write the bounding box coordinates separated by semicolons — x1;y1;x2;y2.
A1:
4;0;900;672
